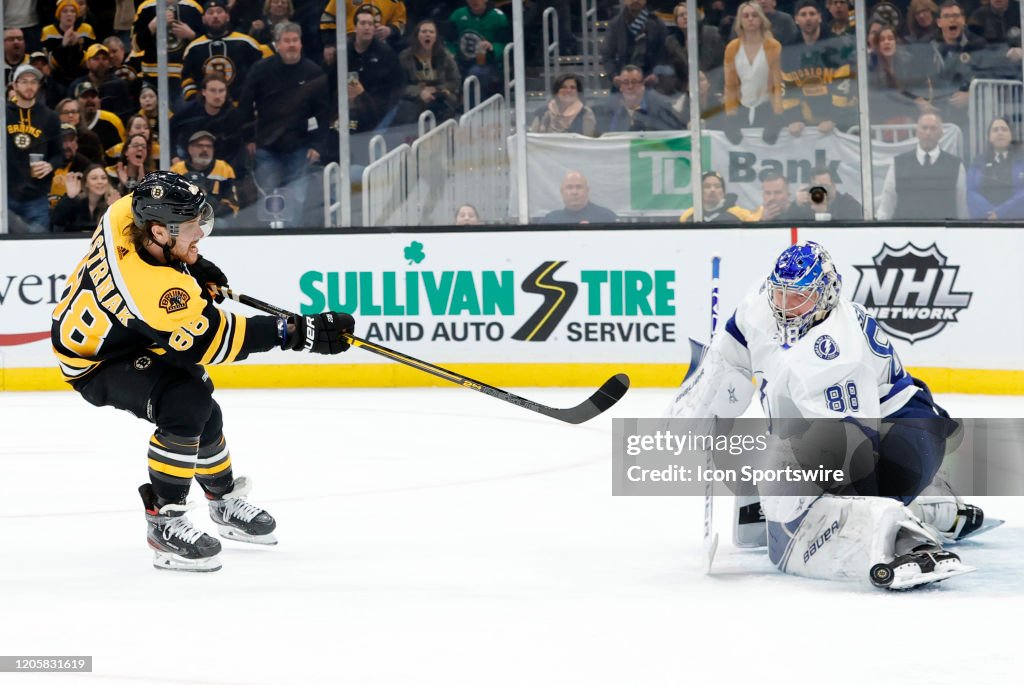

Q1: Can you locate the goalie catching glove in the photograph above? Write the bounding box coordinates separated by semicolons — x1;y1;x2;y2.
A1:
283;311;355;354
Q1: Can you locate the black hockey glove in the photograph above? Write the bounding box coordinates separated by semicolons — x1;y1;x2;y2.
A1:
189;256;228;303
286;311;355;354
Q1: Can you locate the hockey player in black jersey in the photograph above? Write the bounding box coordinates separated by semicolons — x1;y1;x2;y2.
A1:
51;170;355;572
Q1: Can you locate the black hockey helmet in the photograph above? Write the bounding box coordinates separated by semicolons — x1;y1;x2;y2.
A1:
132;170;214;237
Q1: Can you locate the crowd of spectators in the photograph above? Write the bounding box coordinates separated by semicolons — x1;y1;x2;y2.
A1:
4;0;1024;229
3;0;516;231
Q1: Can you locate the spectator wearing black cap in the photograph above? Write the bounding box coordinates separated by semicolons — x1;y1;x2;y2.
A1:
181;0;273;104
171;130;241;224
28;50;66;109
6;64;63;233
40;0;97;86
69;43;135;122
678;171;754;223
49;123;94;208
76;79;126;159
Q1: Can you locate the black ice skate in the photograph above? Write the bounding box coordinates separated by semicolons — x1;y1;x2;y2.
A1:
207;476;277;545
869;545;975;590
140;484;222;572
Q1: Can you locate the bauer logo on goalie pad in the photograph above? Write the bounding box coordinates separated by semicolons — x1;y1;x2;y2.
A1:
851;243;972;344
159;288;190;313
814;335;839;360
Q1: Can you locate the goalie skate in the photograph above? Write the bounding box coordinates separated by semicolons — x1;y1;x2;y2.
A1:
140;484;222;573
208;476;278;545
909;497;1005;543
869;546;975;590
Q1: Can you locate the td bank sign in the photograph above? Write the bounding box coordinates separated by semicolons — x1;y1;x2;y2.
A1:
629;136;711;211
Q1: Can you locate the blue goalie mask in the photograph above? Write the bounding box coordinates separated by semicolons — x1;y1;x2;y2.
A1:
766;241;841;346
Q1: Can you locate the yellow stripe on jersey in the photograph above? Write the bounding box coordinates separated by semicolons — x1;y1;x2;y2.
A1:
199;309;229;365
224;315;247;363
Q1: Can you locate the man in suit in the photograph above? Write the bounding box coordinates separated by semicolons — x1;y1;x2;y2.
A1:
877;112;967;220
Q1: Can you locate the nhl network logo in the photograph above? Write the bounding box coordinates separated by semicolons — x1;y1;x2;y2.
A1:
850;243;972;344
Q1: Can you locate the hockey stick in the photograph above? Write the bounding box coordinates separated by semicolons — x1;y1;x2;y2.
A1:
218;287;630;425
703;255;721;574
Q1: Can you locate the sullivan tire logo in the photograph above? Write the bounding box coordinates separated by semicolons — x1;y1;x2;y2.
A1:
850;243;972;344
511;261;578;342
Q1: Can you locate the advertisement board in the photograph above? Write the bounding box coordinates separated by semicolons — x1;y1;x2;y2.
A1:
2;227;1020;393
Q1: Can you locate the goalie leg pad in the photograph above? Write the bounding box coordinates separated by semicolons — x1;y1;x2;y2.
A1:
763;495;964;585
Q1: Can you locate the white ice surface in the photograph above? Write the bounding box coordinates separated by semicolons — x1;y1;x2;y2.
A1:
0;387;1021;685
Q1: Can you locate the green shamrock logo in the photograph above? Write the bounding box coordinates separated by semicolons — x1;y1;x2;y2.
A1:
404;241;425;265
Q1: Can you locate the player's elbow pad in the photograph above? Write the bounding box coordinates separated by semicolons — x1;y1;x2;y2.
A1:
665;346;753;419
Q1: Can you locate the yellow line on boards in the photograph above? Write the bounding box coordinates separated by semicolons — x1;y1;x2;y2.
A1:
3;364;1023;395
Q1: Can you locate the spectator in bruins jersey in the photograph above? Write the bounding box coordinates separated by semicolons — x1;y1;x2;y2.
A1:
321;0;407;65
133;0;206;109
40;0;97;86
171;73;244;166
239;22;328;223
108;114;162;165
51;163;122;232
395;19;462;126
76;80;126;158
679;171;753;223
446;0;510;100
68;43;135;123
181;0;273;104
824;0;854;39
135;83;168;143
6;64;63;233
170;130;240;223
49;123;94;208
107;133;158;195
780;0;858;138
50;170;356;572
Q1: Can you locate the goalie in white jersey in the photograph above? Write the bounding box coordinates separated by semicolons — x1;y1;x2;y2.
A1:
668;242;994;589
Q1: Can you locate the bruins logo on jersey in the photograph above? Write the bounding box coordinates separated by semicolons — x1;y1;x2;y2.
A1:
13;133;32;149
203;55;235;84
159;288;190;313
134;355;153;370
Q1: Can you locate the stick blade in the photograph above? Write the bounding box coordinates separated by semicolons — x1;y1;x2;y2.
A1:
545;373;631;424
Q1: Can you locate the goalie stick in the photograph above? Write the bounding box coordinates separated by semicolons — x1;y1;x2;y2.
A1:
218;287;630;425
703;255;722;574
